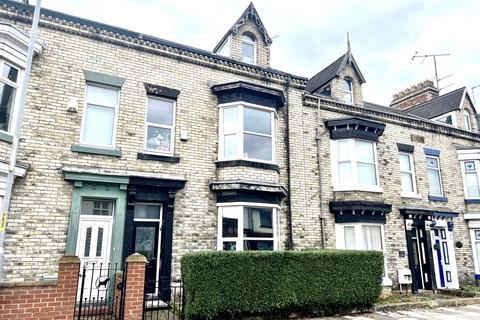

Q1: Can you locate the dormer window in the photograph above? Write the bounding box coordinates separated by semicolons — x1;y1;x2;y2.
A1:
343;79;353;104
241;33;256;64
463;111;472;131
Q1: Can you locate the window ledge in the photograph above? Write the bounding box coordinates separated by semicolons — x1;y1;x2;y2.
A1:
401;193;422;199
465;199;480;204
428;195;448;202
216;159;279;172
137;152;180;163
333;185;383;193
0;131;13;144
71;144;122;157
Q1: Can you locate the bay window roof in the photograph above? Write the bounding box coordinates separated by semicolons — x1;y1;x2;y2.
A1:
325;117;386;141
211;81;285;109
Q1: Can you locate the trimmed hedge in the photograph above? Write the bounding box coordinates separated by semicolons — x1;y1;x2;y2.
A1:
181;250;383;319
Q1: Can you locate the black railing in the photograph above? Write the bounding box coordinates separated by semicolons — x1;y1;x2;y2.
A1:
75;262;126;320
142;277;184;320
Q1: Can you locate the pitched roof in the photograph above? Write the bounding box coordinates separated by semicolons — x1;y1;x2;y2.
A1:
407;87;466;119
305;51;366;93
213;3;272;53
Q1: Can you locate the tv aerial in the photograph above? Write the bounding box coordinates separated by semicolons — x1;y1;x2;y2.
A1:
411;52;451;89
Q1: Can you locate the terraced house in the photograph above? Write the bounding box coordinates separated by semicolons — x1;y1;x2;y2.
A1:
0;0;479;299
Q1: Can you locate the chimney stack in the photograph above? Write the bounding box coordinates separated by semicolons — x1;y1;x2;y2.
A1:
390;80;439;110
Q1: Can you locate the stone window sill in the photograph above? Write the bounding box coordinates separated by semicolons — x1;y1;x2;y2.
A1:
215;159;279;172
333;185;383;193
465;199;480;204
71;144;122;157
0;131;13;144
137;152;180;163
428;195;448;202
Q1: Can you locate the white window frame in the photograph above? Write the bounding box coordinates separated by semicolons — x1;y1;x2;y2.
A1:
433;111;457;127
330;139;382;192
241;33;256;65
399;152;420;198
460;160;480;199
216;202;279;251
143;95;176;155
426;155;444;197
335;223;390;285
463;110;472;131
469;227;480;276
343;78;354;104
79;83;120;149
218;102;276;164
0;59;22;135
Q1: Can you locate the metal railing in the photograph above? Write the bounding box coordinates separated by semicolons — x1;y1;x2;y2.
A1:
142;277;184;320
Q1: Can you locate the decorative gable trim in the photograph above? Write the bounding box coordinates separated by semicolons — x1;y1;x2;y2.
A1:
324;117;386;141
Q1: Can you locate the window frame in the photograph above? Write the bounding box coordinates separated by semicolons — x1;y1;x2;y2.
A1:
218;102;276;164
342;78;354;104
241;33;256;65
0;59;22;135
463;110;472;131
470;228;480;276
399;152;420;198
426;155;444;197
217;202;279;252
143;95;176;156
79;83;120;149
330;138;381;192
461;160;480;199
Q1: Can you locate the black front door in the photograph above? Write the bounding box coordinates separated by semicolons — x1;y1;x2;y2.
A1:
133;222;159;294
407;224;433;291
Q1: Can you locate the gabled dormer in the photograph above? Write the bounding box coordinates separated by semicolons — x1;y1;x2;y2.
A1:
306;43;365;106
213;3;272;68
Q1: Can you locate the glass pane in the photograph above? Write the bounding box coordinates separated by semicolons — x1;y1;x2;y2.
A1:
222;209;238;237
0;82;16;132
243;240;273;251
134;204;161;219
86;85;118;107
362;225;382;251
84;227;92;257
146;126;171;152
465;161;476;172
426;157;439;168
83;104;115;145
223;241;237;251
338;162;352;185
427;169;442;195
224;134;237;157
466;172;480;197
344;226;355;249
244;133;272;161
96;228;104;257
242;34;255;42
399;154;411;172
244;108;271;135
476;230;480;241
356;140;375;163
134;226;156;260
243;207;273;238
223;107;238;133
344;92;353;103
337;140;350;161
343;79;352;91
476;242;480;267
147;98;174;125
242;42;254;63
2;63;18;83
357;163;377;185
81;199;114;215
401;172;414;193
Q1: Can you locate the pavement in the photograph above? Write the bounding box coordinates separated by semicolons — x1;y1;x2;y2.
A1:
318;304;480;319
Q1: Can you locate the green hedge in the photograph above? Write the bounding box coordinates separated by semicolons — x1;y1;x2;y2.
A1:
181;250;384;319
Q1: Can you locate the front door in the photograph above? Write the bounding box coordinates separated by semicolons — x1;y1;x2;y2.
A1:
76;216;113;300
132;203;163;295
432;227;459;289
408;225;432;290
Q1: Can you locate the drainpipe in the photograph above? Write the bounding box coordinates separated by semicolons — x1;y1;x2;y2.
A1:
0;0;42;278
285;77;293;250
315;97;326;249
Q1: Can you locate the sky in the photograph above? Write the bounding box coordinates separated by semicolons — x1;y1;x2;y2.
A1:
34;0;480;106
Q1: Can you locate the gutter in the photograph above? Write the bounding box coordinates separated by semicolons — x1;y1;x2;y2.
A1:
315;98;326;249
285;77;294;250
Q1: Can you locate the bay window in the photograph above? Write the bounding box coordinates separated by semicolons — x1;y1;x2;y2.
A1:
81;84;119;147
0;60;20;133
218;204;279;251
144;96;175;154
219;103;275;163
461;160;480;199
332;139;379;191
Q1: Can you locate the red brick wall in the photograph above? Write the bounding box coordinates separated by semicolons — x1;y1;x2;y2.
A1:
123;253;147;320
0;256;79;320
